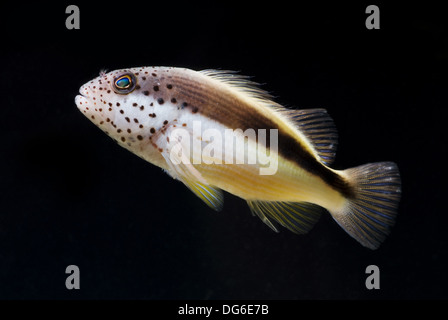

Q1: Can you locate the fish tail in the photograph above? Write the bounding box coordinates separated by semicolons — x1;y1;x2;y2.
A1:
329;162;401;249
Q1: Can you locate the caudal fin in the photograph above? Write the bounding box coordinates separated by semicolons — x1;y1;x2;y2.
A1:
330;162;401;249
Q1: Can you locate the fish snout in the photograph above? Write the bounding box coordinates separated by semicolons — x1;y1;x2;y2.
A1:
75;94;90;111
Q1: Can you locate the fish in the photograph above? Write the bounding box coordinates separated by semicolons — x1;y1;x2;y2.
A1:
75;66;401;249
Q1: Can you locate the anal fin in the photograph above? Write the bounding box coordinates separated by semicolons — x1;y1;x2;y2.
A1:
247;200;323;234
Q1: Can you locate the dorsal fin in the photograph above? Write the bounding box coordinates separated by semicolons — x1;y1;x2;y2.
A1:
199;69;279;107
276;108;338;166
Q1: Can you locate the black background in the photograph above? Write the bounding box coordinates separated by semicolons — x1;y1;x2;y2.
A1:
0;2;447;300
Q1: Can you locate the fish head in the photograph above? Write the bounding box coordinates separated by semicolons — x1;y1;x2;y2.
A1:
75;67;162;149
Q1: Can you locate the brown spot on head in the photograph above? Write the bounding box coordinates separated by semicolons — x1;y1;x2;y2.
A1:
150;127;156;134
192;106;198;113
153;85;159;91
166;84;173;89
137;135;143;140
163;120;168;125
143;90;150;96
121;137;126;142
157;98;164;105
125;117;130;122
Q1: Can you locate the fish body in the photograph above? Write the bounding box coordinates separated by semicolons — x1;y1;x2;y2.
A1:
76;66;401;249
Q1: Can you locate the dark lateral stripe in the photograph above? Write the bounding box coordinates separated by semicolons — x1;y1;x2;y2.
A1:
171;71;354;198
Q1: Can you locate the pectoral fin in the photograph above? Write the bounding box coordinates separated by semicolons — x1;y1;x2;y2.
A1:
155;122;224;211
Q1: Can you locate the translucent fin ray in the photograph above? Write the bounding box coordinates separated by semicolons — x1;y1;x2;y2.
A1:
276;108;338;165
247;200;323;234
199;69;279;107
330;162;401;249
183;180;224;211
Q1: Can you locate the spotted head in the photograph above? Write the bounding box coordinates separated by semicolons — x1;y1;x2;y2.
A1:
75;67;178;151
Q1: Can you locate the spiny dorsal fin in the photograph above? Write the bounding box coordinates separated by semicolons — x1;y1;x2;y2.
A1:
199;69;279;107
247;200;323;234
276;108;338;166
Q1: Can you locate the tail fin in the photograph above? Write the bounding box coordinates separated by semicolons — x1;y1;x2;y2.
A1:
330;162;401;249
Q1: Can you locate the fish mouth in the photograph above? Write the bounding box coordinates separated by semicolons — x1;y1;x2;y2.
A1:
75;93;90;110
76;86;90;104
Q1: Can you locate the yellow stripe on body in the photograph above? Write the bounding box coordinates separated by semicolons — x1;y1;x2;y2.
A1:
197;157;347;212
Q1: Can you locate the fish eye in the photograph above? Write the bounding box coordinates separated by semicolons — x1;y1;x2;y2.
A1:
113;73;137;94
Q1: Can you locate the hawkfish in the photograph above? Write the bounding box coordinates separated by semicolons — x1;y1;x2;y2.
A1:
75;67;401;249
